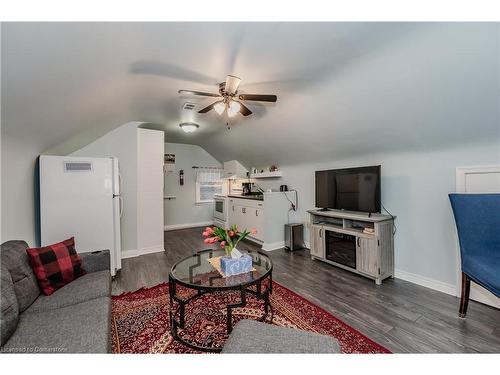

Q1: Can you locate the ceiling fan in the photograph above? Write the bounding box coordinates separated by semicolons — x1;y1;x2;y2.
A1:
178;75;277;117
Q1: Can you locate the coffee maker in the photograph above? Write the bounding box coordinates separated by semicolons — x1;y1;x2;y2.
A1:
242;182;253;196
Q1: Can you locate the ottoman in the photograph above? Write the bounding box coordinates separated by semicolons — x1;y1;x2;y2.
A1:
222;319;341;353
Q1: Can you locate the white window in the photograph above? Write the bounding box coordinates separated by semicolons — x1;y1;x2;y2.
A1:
195;169;223;204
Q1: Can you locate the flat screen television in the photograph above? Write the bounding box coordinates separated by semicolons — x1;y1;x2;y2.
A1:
315;165;381;213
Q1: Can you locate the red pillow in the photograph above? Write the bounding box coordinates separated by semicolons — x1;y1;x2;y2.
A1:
26;237;86;295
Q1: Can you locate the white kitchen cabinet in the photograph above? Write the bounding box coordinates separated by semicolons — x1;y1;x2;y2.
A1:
228;192;291;250
228;199;264;241
253;207;264;238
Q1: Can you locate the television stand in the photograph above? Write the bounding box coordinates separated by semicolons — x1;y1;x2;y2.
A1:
307;209;395;285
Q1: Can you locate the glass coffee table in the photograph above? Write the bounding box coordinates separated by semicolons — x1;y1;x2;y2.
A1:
168;248;273;352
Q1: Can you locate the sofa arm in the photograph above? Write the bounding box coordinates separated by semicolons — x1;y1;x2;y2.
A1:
80;250;110;273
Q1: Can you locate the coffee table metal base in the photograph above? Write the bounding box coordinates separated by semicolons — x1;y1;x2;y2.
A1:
169;274;273;353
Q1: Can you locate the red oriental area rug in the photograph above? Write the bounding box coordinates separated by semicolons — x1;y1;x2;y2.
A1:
111;282;390;354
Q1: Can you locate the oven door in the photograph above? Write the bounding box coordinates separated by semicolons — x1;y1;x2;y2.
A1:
213;198;226;221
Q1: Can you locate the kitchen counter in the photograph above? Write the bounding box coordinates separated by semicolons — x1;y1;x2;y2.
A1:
228;194;264;201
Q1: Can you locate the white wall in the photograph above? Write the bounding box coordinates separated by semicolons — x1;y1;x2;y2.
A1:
1;135;40;246
253;140;500;292
137;128;164;253
164;143;221;230
71;122;141;253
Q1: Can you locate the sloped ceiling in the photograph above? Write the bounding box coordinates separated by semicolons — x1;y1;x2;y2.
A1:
2;22;499;166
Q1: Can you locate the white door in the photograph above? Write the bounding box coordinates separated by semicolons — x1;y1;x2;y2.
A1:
455;166;500;309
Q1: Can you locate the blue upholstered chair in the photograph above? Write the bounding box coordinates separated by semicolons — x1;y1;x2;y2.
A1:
449;193;500;318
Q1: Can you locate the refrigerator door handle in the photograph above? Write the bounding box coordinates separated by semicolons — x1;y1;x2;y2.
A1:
118;172;122;195
119;196;124;218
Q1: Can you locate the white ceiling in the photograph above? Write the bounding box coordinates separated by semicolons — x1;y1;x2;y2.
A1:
2;22;499;166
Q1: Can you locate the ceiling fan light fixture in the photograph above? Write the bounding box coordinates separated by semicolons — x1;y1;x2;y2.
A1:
228;100;242;117
214;102;226;115
225;75;242;95
179;122;199;133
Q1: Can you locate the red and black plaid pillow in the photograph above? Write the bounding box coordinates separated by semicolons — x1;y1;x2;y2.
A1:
26;237;86;295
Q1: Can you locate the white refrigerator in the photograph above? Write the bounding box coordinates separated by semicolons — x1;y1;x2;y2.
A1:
39;155;122;275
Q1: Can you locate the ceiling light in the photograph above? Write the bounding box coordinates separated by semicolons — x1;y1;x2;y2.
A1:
225;75;242;95
214;102;226;115
179;122;199;133
228;101;241;117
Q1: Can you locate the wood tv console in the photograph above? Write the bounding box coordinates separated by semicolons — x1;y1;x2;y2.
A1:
308;209;395;285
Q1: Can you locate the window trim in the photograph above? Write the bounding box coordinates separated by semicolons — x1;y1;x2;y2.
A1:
195;181;222;204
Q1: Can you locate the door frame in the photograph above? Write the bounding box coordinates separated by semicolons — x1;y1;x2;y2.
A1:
454;165;500;307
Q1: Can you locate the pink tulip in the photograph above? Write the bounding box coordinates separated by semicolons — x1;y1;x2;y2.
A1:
251;228;257;235
204;238;211;244
220;241;226;248
202;231;209;237
228;230;235;237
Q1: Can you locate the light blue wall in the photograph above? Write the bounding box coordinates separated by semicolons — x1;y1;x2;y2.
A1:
255;140;500;289
164;143;222;228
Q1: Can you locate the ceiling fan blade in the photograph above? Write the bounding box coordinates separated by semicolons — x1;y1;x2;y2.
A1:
198;100;222;114
178;90;221;98
225;75;241;95
238;94;277;102
239;102;252;116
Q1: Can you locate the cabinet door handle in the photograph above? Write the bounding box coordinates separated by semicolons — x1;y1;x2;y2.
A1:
256;210;258;217
357;237;361;247
319;229;322;238
242;207;246;214
232;206;234;211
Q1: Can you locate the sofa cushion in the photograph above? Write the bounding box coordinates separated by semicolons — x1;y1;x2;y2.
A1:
26;237;86;296
3;297;111;353
1;263;19;346
26;270;111;313
1;240;40;312
222;319;341;353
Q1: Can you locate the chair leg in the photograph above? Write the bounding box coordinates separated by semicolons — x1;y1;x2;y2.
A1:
459;272;471;318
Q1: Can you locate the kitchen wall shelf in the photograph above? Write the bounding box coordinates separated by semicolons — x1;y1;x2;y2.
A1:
250;171;283;178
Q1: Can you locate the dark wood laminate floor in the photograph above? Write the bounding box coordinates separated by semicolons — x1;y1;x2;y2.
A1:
112;227;500;353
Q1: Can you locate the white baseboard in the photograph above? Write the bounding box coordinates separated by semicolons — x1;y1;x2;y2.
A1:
164;221;213;231
121;246;165;259
261;241;285;251
394;269;456;296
